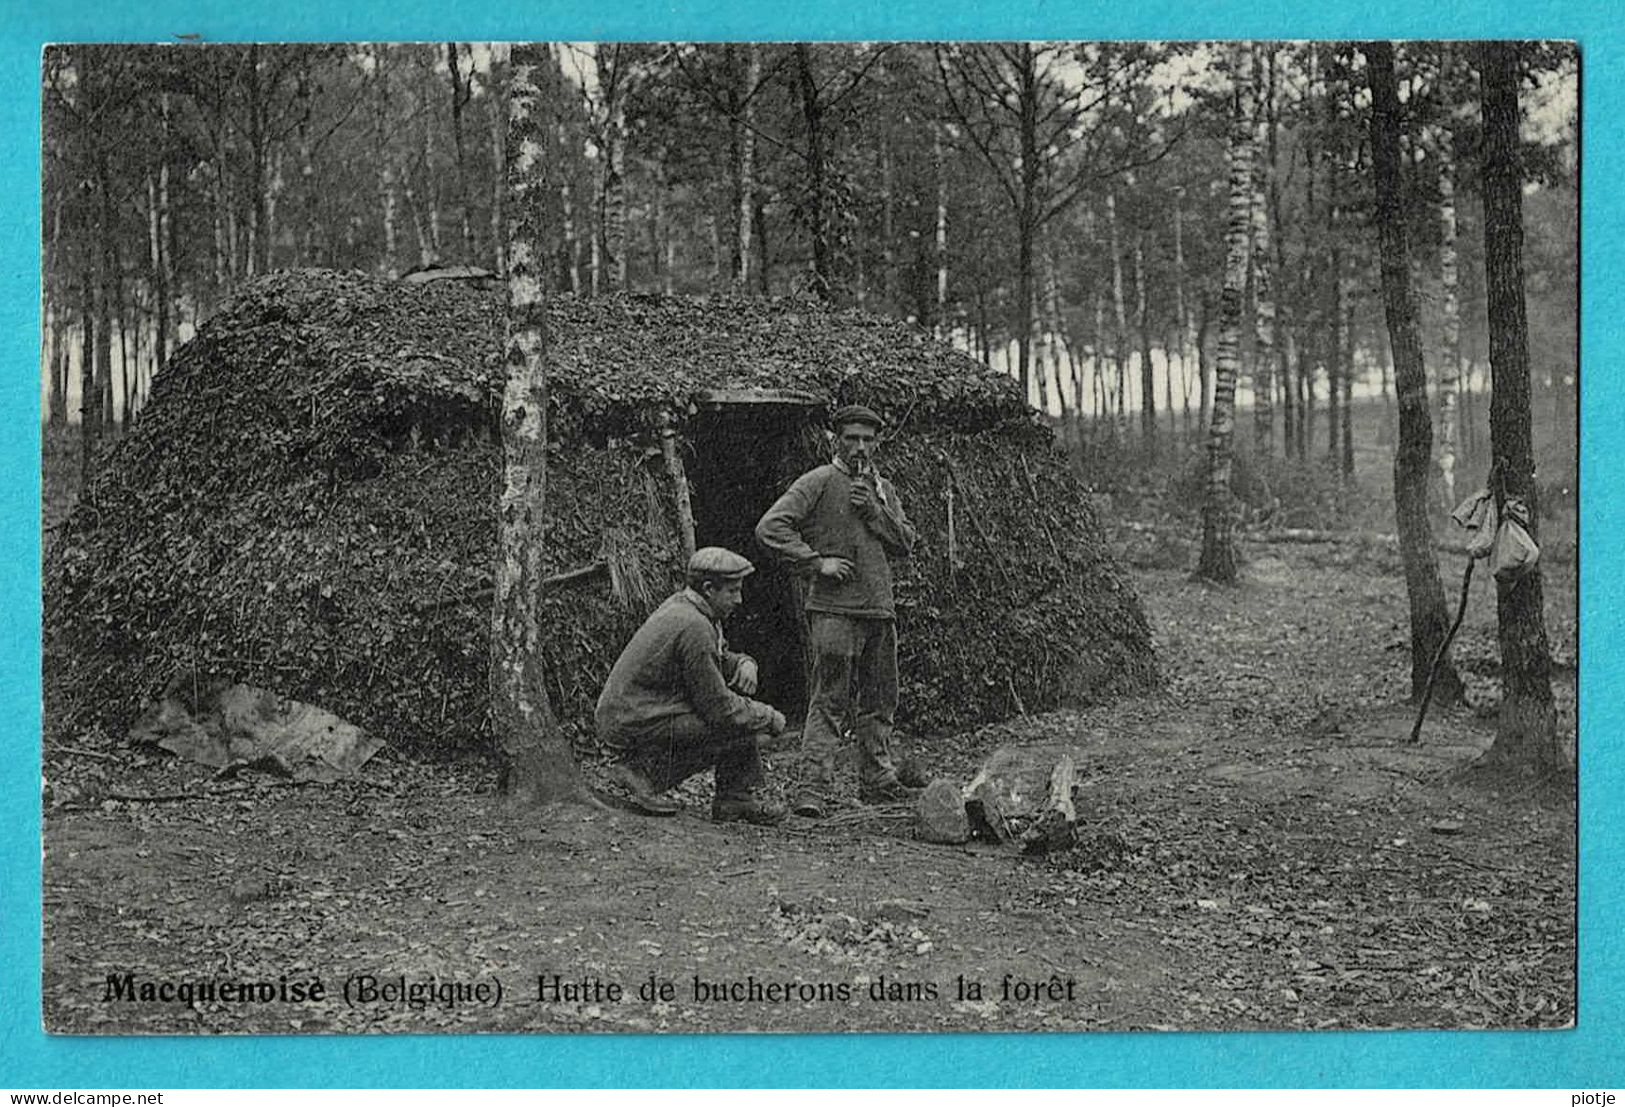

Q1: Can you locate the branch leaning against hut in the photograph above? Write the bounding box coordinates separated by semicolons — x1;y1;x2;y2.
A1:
1016;452;1066;567
657;408;697;560
938;450;1016;589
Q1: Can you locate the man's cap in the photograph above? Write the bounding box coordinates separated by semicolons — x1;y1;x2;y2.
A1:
830;403;884;430
688;546;755;580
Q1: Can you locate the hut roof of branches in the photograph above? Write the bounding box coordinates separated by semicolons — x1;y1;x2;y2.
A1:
45;269;1157;759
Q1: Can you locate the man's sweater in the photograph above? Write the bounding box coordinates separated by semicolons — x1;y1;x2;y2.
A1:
755;459;917;619
595;589;776;742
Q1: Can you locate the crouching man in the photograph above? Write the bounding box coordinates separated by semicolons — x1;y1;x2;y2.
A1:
595;546;788;825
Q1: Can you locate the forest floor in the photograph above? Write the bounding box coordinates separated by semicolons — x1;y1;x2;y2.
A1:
41;492;1577;1034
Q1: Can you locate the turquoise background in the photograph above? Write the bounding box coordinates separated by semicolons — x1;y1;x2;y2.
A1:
1;0;1616;1088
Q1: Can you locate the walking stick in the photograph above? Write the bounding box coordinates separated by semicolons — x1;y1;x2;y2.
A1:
1409;558;1475;744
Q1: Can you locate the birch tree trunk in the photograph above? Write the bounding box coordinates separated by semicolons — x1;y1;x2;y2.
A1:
1173;183;1192;440
1134;230;1157;456
1301;45;1321;460
145;171;168;384
1196;46;1252;584
1343;280;1356;476
373;45;400;277
559;121;581;294
934;127;949;337
265;149;283;272
405;183;434;269
1340;71;1358;478
96;165;114;431
1326;189;1343;464
755;198;771;295
596;45;628;292
1092;287;1109;440
1267;47;1294;459
424;112;444;261
1197;293;1211;442
494;43;599;809
150;92;172;377
1366;40;1464;707
46;195;68;424
1042;237;1066;432
733;43;758;289
1250;48;1276;457
653;167;674;295
1437;121;1463;509
1107;190;1129;442
1015;45;1039;402
49;310;68;426
488;49;508;274
79;264;97;483
447;42;476;263
707;213;721;291
589;196;602;295
1163;307;1175;444
1478;41;1560;773
244;45;267;278
115;231;131;428
879;55;896;311
295;73;319;266
1034;245;1056;415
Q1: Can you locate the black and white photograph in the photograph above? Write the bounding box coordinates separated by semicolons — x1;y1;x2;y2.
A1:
39;40;1578;1035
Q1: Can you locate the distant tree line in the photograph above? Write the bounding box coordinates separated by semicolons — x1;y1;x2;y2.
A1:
43;42;1576;485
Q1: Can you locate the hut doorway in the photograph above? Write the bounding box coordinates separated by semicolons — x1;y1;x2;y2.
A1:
684;389;827;722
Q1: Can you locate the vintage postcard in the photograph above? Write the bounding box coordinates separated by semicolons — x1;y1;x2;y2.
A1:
36;39;1577;1040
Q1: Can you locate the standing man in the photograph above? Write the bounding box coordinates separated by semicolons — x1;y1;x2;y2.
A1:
595;546;788;825
755;404;919;817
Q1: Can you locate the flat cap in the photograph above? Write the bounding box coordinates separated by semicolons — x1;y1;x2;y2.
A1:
830;403;884;430
688;546;755;580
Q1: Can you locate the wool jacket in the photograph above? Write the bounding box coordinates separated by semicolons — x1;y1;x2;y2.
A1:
755;459;917;619
594;589;775;742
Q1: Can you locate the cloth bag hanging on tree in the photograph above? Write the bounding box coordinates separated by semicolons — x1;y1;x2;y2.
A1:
1490;496;1540;582
1449;488;1539;582
1450;488;1497;559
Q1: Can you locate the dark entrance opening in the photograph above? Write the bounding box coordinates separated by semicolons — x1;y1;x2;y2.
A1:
685;389;826;722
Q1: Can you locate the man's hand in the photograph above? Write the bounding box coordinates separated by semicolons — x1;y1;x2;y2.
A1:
731;657;759;696
849;480;878;518
816;556;855;582
766;708;787;736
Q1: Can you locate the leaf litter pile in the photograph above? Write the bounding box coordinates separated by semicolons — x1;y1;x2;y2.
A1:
44;270;1153;762
42;526;1574;1032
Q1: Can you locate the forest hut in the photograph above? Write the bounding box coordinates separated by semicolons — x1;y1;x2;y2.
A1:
43;269;1157;758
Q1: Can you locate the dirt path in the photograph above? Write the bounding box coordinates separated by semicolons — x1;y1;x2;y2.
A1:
42;539;1575;1034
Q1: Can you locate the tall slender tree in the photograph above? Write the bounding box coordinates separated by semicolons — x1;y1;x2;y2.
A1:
1478;41;1560;773
372;45;401;277
594;44;630;293
1134;228;1157;454
1107;190;1130;437
1436;110;1463;509
1365;40;1464;706
1196;45;1253;584
494;43;599;808
732;43;759;288
1250;47;1276;457
446;42;477;263
933;124;949;335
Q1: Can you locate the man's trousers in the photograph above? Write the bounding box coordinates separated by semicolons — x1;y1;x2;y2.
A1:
801;612;900;790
